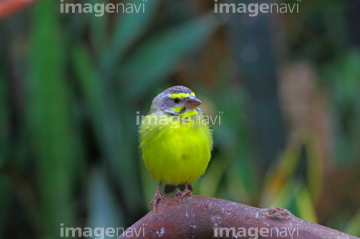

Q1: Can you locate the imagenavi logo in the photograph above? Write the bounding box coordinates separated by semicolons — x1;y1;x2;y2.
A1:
214;0;301;17
60;0;148;17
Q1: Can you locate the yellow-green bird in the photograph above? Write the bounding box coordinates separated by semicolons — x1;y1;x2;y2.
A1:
139;85;213;210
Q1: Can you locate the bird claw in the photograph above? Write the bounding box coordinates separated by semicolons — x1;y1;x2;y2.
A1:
174;188;192;203
149;189;164;212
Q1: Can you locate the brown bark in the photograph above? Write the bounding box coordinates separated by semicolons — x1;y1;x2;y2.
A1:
118;194;359;239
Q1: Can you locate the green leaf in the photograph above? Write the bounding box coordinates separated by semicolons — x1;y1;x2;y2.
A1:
139;153;158;204
30;1;76;236
119;13;220;98
305;135;322;201
198;154;230;197
100;0;162;78
73;45;107;143
295;186;318;223
225;159;252;204
88;166;125;239
87;0;108;58
73;45;144;214
345;208;360;237
259;142;301;207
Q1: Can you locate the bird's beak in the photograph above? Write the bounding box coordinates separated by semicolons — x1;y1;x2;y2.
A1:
185;97;202;110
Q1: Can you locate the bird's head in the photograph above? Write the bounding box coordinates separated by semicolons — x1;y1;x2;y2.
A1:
150;85;202;116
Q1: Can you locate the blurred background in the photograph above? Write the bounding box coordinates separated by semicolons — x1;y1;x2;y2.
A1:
1;0;360;238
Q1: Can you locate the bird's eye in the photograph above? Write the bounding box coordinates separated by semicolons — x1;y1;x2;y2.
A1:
174;98;180;103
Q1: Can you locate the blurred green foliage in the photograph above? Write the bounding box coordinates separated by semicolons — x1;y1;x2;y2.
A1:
0;0;360;238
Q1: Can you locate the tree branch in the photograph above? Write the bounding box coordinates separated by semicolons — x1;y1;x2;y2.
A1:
118;195;359;239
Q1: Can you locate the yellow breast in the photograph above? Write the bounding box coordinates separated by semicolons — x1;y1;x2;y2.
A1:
139;112;213;185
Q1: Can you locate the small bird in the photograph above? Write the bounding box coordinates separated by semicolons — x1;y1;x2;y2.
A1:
139;85;213;210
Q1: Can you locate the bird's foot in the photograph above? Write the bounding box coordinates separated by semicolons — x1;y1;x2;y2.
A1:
149;187;164;212
174;188;192;203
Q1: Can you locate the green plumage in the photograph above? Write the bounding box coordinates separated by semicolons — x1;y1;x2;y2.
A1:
139;112;213;185
138;85;213;208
